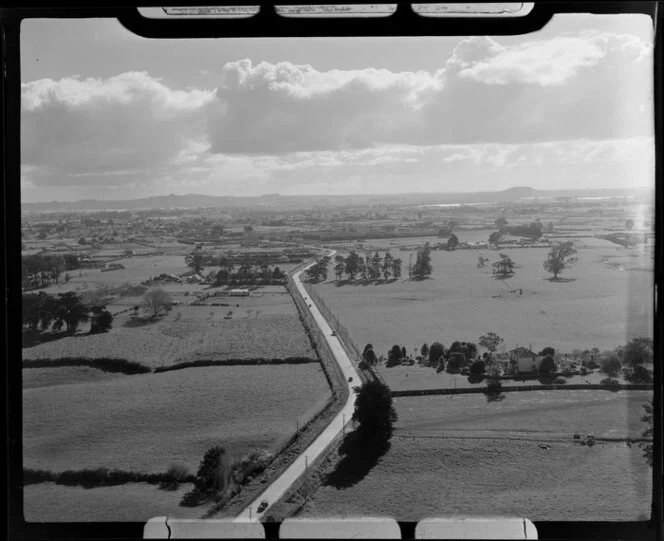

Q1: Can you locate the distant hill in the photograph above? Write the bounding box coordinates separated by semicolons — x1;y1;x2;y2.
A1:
21;186;649;213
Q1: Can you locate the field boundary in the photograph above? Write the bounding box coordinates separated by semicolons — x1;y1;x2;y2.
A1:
391;383;654;397
303;282;383;385
154;357;318;373
22;357;151;374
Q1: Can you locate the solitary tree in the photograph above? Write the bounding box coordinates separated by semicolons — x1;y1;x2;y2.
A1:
495;217;508;229
539;355;556;376
188;249;205;274
479;332;504;360
543;241;577;280
89;310;113;334
382;252;394;280
625;219;634;231
362;344;378;366
446;234;459;251
345;251;360;280
601;354;622;382
142;288;173;319
492;254;516;279
488;231;503;245
386;345;403;367
352;381;398;445
412;243;433;280
428;341;446;366
391;258;402;279
420;343;429;360
622;337;653;368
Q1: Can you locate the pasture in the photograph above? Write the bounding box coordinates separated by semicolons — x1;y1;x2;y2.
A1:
378;365;633;393
23;288;313;368
312;243;653;355
23;482;200;522
299;391;652;521
23;364;331;474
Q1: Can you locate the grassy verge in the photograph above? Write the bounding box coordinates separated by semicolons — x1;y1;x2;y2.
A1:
261;427;345;522
203;271;349;518
154;357;317;373
22;357;151;374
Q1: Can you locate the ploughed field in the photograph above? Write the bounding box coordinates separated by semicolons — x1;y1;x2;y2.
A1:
23;289;313;368
23;364;331;521
299;390;652;521
312;243;652;355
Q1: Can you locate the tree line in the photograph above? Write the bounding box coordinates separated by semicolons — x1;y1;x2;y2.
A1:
186;249;287;284
22;253;82;288
22;291;112;334
305;244;437;283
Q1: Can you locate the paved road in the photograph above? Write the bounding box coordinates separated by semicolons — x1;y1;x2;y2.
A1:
234;252;361;522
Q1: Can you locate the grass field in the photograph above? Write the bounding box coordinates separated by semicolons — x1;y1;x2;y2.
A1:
23;288;313;368
23;364;331;474
378;365;635;393
311;244;652;355
298;391;652;522
23;482;201;522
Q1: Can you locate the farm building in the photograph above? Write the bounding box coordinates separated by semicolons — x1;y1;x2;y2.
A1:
509;347;542;374
229;288;250;297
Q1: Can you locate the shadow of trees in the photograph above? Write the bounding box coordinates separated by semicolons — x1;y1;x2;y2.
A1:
334;278;398;288
323;430;391;489
22;329;84;348
544;277;577;283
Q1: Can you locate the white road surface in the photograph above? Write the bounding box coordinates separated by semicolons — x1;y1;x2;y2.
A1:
234;251;361;522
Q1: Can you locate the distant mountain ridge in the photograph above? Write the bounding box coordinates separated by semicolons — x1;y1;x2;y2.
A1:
22;186;648;213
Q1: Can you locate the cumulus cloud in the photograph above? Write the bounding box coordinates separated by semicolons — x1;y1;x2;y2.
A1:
21;72;214;187
20;30;654;196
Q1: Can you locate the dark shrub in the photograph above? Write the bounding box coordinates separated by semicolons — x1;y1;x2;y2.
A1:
554;376;567;384
195;446;231;494
446;352;466;373
600;378;620;386
469;359;486;375
628;365;653;383
539;355;556;375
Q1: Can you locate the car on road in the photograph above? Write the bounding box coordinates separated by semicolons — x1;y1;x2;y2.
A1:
331;330;337;336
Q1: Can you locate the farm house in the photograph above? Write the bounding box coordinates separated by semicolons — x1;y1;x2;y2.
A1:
509;347;542;374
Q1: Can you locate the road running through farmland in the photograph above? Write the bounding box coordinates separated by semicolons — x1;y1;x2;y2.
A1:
234;250;361;522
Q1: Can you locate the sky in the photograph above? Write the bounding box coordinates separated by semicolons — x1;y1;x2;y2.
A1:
20;13;655;202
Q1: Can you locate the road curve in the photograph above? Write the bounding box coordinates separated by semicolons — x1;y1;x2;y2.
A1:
234;251;361;522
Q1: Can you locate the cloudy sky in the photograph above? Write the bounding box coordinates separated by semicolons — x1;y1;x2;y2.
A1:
21;13;654;202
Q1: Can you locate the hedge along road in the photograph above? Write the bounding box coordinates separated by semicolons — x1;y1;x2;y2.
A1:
234;250;361;522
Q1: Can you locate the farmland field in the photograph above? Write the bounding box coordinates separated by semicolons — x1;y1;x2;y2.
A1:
311;243;652;355
299;391;652;521
23;482;200;522
24;364;331;473
23;288;313;368
378;364;635;393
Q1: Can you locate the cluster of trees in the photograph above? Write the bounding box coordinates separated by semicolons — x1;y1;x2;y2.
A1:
22;253;82;288
22;291;112;334
187;249;287;284
332;251;403;282
477;241;578;281
601;337;654;383
305;256;331;282
489;219;545;244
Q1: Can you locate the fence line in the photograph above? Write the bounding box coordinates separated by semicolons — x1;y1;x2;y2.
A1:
285;275;346;402
391;383;654;397
304;283;384;386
